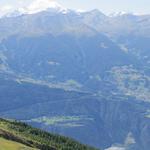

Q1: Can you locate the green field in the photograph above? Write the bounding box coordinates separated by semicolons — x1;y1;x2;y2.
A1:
0;137;37;150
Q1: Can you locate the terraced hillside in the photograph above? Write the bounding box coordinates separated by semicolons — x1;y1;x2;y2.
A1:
0;118;98;150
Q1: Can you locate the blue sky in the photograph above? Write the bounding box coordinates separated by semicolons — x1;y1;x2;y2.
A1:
0;0;150;15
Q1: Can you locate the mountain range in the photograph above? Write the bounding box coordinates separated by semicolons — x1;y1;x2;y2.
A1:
0;2;150;150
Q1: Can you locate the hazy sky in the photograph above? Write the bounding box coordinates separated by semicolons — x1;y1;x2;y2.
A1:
0;0;150;15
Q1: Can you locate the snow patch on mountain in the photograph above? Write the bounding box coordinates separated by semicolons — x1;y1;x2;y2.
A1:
0;5;14;18
109;11;137;17
23;0;68;14
0;0;68;18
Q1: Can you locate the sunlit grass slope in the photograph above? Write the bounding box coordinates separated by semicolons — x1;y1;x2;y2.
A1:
0;137;37;150
0;118;98;150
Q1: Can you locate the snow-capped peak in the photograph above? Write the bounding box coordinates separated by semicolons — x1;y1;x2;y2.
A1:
0;0;68;18
109;11;136;17
23;0;68;14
